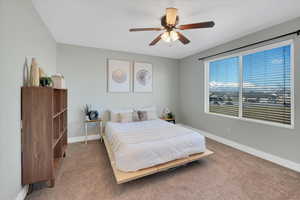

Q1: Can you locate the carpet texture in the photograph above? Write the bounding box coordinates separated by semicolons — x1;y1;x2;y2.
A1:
27;139;300;200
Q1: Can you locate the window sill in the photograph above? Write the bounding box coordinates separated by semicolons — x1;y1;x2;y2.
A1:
205;111;294;130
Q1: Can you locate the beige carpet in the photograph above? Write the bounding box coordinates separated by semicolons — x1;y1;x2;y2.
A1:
27;139;300;200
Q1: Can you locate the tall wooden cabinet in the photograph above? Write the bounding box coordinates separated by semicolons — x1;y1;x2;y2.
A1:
21;87;68;187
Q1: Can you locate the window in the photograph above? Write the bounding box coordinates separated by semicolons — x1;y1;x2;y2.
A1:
208;57;240;117
205;40;293;128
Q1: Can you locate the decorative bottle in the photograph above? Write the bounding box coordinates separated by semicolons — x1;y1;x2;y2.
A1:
30;58;40;86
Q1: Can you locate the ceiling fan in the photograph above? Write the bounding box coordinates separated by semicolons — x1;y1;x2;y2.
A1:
129;8;215;46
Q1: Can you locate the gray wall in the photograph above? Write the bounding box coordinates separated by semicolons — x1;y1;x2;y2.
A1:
179;17;300;164
57;43;180;137
0;0;57;199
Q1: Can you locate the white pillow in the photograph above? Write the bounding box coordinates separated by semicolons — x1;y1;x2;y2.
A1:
110;109;133;122
132;110;140;121
138;106;158;120
147;110;158;120
119;112;133;123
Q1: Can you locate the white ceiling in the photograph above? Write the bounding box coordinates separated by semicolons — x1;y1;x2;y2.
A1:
32;0;300;59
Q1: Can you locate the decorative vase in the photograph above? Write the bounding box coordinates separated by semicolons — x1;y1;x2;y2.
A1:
30;58;40;86
88;111;99;120
23;57;30;86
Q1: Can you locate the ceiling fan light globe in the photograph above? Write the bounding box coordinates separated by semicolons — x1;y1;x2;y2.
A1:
161;32;171;42
170;30;179;41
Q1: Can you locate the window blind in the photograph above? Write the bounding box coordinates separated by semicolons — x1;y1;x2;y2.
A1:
206;42;292;126
209;57;240;117
242;45;291;125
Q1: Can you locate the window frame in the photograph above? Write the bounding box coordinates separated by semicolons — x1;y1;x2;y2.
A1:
204;40;294;129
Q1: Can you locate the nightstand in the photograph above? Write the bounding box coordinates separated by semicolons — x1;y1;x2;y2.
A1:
84;119;103;144
161;118;176;124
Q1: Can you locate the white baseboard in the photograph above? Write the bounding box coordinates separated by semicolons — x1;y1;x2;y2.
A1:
68;134;101;144
16;185;28;200
180;124;300;172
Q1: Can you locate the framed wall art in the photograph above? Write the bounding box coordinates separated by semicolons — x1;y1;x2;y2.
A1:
107;59;131;93
133;62;153;93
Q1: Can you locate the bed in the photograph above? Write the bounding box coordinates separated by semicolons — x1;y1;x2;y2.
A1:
104;119;213;184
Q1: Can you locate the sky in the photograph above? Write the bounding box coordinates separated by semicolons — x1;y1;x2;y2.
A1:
209;45;291;92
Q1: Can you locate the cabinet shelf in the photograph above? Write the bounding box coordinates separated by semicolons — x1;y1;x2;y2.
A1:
52;129;67;149
53;108;67;119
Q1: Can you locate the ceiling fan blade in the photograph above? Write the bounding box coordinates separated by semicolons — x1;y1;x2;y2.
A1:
129;28;163;32
149;33;163;46
166;8;178;25
177;32;190;45
178;21;215;30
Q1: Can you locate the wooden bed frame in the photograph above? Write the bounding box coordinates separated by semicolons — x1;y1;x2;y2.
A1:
103;135;214;184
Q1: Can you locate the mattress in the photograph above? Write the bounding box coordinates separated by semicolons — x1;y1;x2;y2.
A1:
105;119;206;172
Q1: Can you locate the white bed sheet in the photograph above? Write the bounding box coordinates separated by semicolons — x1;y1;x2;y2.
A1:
105;119;206;172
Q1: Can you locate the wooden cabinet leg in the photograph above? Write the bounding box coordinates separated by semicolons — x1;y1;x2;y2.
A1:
49;179;55;188
27;184;34;195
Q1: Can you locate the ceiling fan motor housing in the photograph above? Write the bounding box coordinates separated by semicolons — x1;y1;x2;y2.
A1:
161;15;179;31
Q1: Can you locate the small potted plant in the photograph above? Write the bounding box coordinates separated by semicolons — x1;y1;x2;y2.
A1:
83;104;91;120
167;112;174;119
40;77;53;87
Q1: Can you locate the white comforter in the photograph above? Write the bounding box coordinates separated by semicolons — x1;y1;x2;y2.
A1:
105;119;206;172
